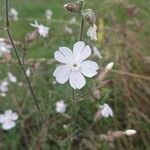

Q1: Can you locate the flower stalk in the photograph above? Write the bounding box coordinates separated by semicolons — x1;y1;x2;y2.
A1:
5;0;40;112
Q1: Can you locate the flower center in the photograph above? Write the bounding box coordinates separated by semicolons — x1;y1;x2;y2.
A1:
71;63;80;71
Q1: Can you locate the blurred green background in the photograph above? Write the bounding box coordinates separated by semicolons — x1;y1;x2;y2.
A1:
0;0;149;149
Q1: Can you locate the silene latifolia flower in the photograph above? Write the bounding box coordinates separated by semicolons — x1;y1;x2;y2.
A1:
45;9;53;20
99;103;113;118
0;80;9;93
55;100;66;113
30;21;49;37
9;8;18;21
0;109;18;130
0;41;12;57
7;72;17;83
53;41;99;89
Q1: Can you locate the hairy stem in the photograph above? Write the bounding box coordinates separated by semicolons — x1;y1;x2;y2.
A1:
5;0;40;112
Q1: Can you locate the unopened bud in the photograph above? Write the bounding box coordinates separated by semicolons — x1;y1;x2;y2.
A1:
64;3;81;13
82;9;96;25
25;30;39;43
124;129;137;136
105;62;114;71
97;62;114;81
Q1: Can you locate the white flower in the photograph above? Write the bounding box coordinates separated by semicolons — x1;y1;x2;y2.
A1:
0;80;9;93
9;8;18;21
0;93;6;97
7;72;17;83
87;24;97;41
56;100;66;113
45;9;53;20
99;103;113;118
0;42;11;57
124;129;137;136
26;68;31;77
53;41;99;89
93;46;102;59
0;109;18;130
105;62;114;71
30;21;49;37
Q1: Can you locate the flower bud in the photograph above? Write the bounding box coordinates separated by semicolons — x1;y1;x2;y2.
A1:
25;30;39;43
105;62;114;71
97;62;114;81
64;3;81;13
124;129;137;136
82;9;96;25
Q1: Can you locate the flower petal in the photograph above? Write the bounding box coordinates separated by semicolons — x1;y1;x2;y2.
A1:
54;65;71;84
0;114;5;123
73;41;85;57
79;45;91;61
2;121;16;130
80;60;98;77
69;71;86;89
59;47;73;58
81;60;99;70
11;113;18;121
80;67;97;77
54;47;73;63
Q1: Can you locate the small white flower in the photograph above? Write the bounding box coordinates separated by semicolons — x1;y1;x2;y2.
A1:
9;8;18;21
0;42;11;57
7;72;17;83
0;80;9;93
63;124;68;129
124;129;137;136
26;68;31;77
53;41;99;89
45;9;53;20
64;25;73;34
0;93;6;97
105;62;114;71
56;100;66;113
99;103;113;118
93;46;102;59
0;109;18;130
30;21;49;37
87;24;97;41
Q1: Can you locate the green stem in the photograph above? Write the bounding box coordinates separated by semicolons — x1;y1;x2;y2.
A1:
5;0;40;112
79;18;84;41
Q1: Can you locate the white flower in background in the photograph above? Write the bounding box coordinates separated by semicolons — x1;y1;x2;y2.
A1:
0;93;6;97
87;24;97;41
99;103;113;118
56;100;66;113
105;62;114;71
7;72;17;83
53;41;99;89
0;80;9;93
0;42;12;57
124;129;137;136
93;46;102;59
0;109;18;130
26;68;31;77
30;21;49;37
9;8;18;21
64;25;73;34
45;9;53;20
